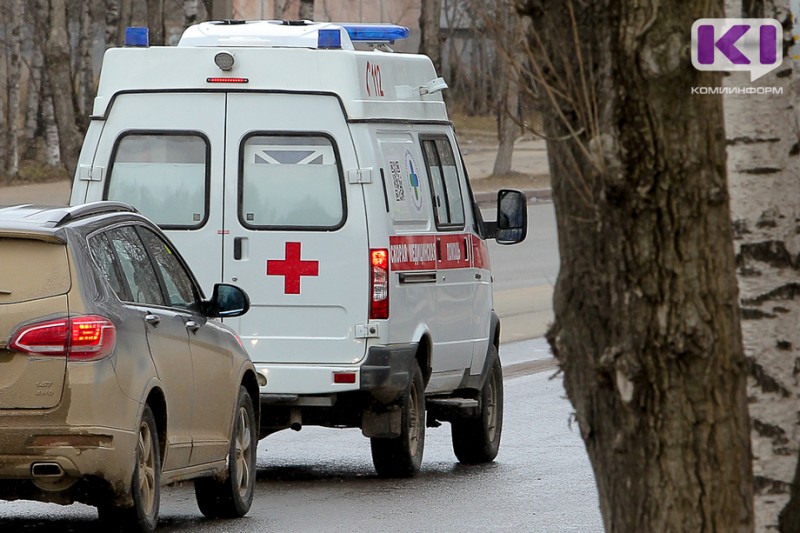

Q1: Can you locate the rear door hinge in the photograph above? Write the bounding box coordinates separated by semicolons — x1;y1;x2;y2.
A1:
355;323;380;339
347;168;373;184
78;164;104;182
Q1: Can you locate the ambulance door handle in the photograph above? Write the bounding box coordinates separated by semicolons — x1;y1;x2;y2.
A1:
233;237;246;260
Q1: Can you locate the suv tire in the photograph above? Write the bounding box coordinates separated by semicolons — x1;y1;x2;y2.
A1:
98;404;161;533
195;386;257;518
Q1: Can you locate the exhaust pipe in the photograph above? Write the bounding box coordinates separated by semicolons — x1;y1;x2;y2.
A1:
31;462;64;478
289;409;302;432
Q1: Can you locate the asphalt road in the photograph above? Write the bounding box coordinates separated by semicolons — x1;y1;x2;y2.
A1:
0;338;603;533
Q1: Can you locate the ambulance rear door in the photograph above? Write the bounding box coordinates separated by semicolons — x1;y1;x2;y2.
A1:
77;92;226;292
221;93;370;366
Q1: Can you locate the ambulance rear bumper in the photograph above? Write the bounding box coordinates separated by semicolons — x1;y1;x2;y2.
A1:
359;343;418;396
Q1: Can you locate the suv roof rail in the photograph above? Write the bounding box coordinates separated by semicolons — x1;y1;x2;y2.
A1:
54;201;138;227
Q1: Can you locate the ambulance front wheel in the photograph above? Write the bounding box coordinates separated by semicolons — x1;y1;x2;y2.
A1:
370;361;425;478
451;345;503;464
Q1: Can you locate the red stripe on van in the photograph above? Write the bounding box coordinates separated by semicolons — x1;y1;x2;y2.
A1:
389;235;437;271
471;234;490;270
437;234;471;270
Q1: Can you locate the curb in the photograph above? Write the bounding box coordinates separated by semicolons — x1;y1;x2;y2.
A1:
474;188;552;207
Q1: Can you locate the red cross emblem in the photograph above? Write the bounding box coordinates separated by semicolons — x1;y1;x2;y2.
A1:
267;242;319;294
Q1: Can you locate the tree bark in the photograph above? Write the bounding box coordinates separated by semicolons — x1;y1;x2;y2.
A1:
419;0;442;74
44;0;81;178
517;0;754;530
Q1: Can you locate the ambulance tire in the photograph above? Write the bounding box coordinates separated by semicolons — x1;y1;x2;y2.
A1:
451;346;503;464
370;361;425;478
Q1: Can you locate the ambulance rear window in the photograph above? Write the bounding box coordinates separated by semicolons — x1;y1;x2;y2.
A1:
105;133;209;229
239;134;345;230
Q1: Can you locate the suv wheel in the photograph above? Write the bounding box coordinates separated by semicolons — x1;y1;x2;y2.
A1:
370;361;425;477
98;404;161;532
195;386;256;518
451;346;503;464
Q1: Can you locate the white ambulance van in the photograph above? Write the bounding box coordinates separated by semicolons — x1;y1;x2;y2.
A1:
71;20;527;477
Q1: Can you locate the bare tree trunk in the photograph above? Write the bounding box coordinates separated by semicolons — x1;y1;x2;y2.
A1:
22;37;44;159
146;0;165;45
77;0;94;125
5;0;24;179
298;0;314;20
106;0;120;46
491;0;521;176
273;0;290;19
117;0;133;45
44;0;81;178
183;0;199;28
206;0;232;19
41;79;62;168
419;0;442;73
519;0;754;530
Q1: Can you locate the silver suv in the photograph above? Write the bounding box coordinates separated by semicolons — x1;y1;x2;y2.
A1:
0;202;259;532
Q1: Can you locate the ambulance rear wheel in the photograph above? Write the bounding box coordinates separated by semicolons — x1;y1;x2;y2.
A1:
451;347;503;464
370;361;425;478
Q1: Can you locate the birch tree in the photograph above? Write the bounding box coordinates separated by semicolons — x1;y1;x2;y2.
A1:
517;0;755;529
722;0;800;530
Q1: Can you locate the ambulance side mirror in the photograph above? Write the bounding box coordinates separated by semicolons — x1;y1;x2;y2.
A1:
491;189;527;245
206;283;250;318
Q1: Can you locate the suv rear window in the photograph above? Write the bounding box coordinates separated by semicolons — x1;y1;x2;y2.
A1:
0;239;70;303
239;134;345;230
106;132;209;229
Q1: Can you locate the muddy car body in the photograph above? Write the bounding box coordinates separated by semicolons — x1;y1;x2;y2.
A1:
0;202;259;531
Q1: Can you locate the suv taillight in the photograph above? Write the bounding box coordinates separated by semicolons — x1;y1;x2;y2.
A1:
370;248;389;319
9;315;117;361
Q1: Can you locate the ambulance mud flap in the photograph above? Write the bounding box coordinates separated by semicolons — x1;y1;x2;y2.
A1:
359;343;418;404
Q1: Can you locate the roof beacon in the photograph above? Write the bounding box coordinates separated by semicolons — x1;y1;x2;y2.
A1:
317;29;342;49
340;24;410;44
125;27;149;47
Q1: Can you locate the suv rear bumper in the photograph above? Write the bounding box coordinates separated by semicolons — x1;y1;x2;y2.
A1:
0;425;138;505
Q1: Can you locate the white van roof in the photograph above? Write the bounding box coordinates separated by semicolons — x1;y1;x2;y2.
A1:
92;20;449;123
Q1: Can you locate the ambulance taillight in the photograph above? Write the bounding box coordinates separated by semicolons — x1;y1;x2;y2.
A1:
370;249;389;319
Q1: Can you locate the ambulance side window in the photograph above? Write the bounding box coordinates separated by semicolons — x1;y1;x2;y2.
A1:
421;137;465;229
239;134;345;230
105;132;209;229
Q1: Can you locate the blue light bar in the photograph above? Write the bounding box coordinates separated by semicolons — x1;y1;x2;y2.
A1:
317;29;342;49
341;24;410;43
125;27;149;47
